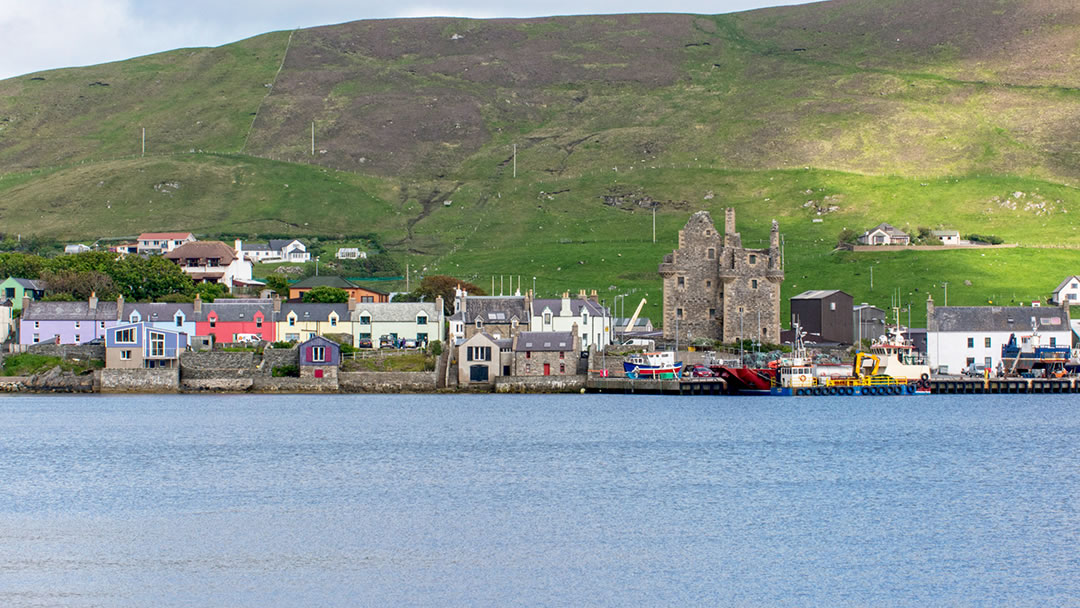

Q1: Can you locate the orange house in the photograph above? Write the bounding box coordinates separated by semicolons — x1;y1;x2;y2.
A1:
288;276;389;303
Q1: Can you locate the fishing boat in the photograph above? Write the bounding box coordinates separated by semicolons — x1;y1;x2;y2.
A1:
1000;328;1077;378
623;351;683;379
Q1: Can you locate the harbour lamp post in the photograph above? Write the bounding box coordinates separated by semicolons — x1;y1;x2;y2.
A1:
315;256;320;277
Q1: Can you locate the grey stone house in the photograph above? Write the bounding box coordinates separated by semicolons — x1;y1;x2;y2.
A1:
511;329;581;376
658;209;783;343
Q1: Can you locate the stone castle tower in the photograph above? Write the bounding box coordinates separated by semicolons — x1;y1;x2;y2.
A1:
658;209;784;343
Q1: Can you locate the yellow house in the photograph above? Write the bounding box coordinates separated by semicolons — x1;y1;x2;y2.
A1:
277;302;354;344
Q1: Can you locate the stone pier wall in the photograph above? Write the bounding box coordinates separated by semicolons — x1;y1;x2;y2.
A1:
339;371;437;393
101;368;179;392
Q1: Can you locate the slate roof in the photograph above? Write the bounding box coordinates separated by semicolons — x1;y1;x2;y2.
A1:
292;276;357;289
531;298;609;317
282;302;350;321
791;290;849;300
353;301;439;322
244;243;272;251
450;295;528;324
22;300;121;321
193;300;273;322
514;331;575;352
930;306;1069;333
268;239;302;251
12;278;46;291
125;302;195;322
864;222;908;237
139;232;194;240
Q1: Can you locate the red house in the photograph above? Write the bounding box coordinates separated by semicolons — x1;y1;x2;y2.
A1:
192;296;276;344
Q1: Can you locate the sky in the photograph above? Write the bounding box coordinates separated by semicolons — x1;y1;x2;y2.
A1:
0;0;821;80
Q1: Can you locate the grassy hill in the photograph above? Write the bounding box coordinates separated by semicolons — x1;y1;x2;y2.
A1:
2;1;1080;326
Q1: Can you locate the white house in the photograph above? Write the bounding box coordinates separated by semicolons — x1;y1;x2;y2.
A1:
1051;276;1080;306
137;232;196;254
335;248;367;260
240;239;310;263
353;300;445;348
64;243;91;254
858;223;910;246
926;297;1072;375
164;240;254;292
930;230;962;245
529;290;613;352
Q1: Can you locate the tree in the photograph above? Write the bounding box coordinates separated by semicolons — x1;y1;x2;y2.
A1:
194;282;231;302
837;228;858;247
411;275;485;314
264;275;290;298
39;269;118;300
302;286;349;303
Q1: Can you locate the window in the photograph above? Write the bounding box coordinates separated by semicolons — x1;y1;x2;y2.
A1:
676;308;683;319
966;357;975;366
75;321;81;328
967;337;974;348
476;320;483;330
288;316;296;327
751;279;758;289
417;315;427;325
707;248;715;260
417;332;428;343
312;346;325;362
526;351;532;359
209;318;216;328
559;351;565;359
1050;337;1057;347
709;308;716;318
176;316;183;327
1070;293;1077;301
829;302;836;311
34;321;39;329
257;318;264;328
705;280;712;288
749;254;757;264
33;334;39;343
330;317;337;327
75;334;80;342
560;363;565;374
544;312;552;325
116;328;136;343
359;315;371;325
361;296;374;303
984;337;991;348
467;346;491;361
582;312;589;324
149;332;165;358
121;350;131;360
677;276;685;287
984;357;993;367
100;321;105;328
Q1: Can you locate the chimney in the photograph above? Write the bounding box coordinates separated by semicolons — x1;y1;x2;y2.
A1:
435;295;444;318
88;291;98;311
561;291;572;316
926;295;935;332
116;295;124;321
234;239;243;256
193;293;202;314
590;289;599;304
273;294;282;313
571;321;581;352
724;207;741;248
578;289;587;300
22;294;29;311
524;289;533;319
347;295;356;312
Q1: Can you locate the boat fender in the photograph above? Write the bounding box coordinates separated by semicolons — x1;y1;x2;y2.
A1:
905;384;915;394
798;374;807;382
920;373;930;382
846;386;855;396
827;387;837;396
892;385;901;395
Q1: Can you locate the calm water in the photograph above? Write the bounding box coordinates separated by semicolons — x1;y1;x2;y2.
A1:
1;393;1078;607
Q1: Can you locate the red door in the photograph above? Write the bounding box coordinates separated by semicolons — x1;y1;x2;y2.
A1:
543;363;550;376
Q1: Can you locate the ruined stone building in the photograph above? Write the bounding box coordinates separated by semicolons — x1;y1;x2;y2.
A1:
658;209;784;343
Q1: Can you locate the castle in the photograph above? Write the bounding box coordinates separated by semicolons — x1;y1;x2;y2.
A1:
658;209;784;344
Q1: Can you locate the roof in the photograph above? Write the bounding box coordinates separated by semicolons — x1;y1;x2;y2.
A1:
354;301;439;322
930;306;1070;333
531;297;609;317
514;331;575;352
282;302;350;320
864;222;908;237
268;239;302;251
614;317;652;327
931;230;960;237
125;302;196;321
1053;276;1080;294
164;241;237;263
138;232;194;240
195;300;273;322
11;278;46;291
449;295;528;324
22;300;121;321
243;243;272;251
791;290;850;300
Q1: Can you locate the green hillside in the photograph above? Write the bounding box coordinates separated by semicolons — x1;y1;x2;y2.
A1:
2;1;1080;326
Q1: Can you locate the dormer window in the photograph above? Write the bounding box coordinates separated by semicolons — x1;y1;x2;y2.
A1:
129;313;140;323
288;314;296;327
544;312;552;325
416;315;427;325
330;315;337;327
476;319;483;330
175;314;183;327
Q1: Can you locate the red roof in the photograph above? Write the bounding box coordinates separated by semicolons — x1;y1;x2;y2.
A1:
138;232;194;240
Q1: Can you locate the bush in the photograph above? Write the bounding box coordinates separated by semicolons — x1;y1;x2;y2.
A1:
272;365;299;377
965;233;1004;245
271;341;294;349
429;340;442;356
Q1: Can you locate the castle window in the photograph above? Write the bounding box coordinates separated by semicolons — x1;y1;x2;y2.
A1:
709;308;716;318
705;280;712;288
677;276;685;288
749;254;757;264
751;279;759;289
707;248;715;260
676;308;683;319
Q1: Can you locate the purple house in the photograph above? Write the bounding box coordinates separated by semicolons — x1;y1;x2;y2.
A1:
105;322;188;369
19;293;124;345
298;335;340;380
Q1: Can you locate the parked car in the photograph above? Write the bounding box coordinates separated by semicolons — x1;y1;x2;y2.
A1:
962;364;988;378
379;335;396;349
686;364;715;378
357;338;373;349
401;338;418;349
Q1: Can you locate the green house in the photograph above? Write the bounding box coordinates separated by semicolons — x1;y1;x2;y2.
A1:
0;277;46;310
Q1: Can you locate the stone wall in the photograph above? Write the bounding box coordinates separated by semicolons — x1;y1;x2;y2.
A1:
181;378;254;392
251;376;339;392
261;347;299;375
339;371;437;393
26;342;105;361
101;368;179;392
180;351;255;370
495;375;586;393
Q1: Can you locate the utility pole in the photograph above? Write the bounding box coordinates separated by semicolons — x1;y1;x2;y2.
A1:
406;263;409;292
141;127;145;156
943;281;949;307
870;266;873;291
311;122;315;156
652;205;656;243
513;144;517;178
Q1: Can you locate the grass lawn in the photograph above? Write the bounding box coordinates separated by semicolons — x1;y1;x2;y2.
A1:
1;353;103;376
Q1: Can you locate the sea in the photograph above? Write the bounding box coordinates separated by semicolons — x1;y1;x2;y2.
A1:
1;393;1077;607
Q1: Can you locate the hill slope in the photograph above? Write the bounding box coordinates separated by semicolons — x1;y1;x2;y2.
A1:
2;1;1080;325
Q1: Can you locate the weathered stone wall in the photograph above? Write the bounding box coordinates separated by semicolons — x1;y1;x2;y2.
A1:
180;351;255;370
658;211;724;341
513;350;584;376
26;342;105;361
339;371;437;392
495;375;586;393
101;368;179;392
179;367;254;380
181;378;254;392
251;376;339;392
261;347;298;375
